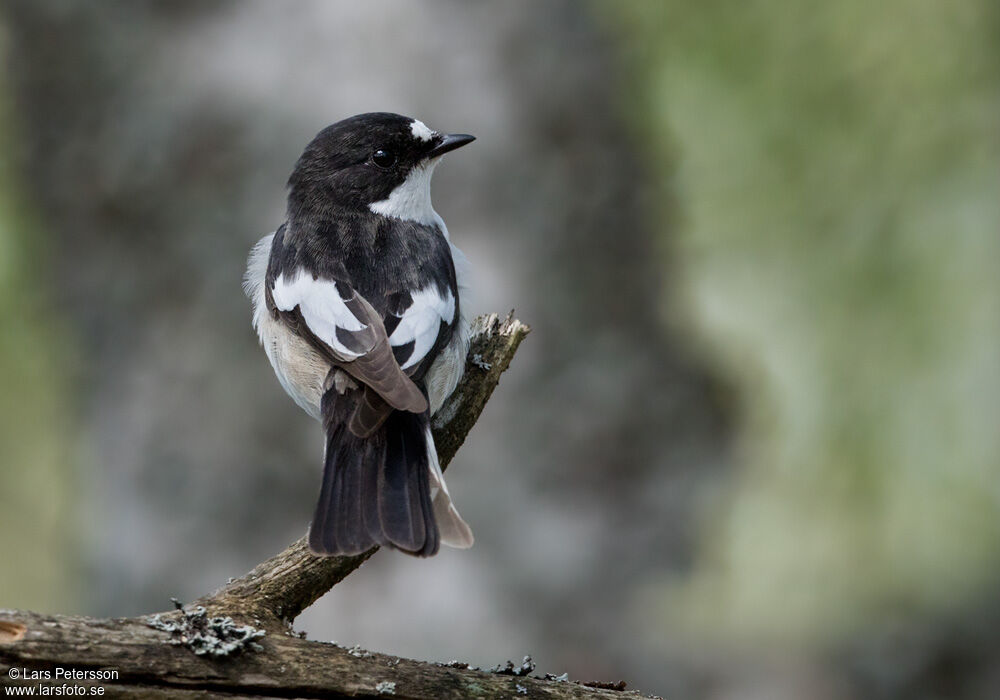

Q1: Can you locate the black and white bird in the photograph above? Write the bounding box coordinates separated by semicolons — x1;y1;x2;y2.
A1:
244;112;476;557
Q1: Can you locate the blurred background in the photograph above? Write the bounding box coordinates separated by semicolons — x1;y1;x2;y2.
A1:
1;1;998;697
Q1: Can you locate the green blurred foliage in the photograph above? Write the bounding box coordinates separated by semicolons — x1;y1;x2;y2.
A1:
604;1;1000;646
0;38;76;611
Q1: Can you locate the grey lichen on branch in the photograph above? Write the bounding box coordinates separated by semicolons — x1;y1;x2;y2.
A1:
193;312;531;627
147;600;266;657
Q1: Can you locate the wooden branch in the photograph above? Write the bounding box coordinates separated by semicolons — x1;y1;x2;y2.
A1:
193;312;531;626
0;314;645;698
0;608;636;699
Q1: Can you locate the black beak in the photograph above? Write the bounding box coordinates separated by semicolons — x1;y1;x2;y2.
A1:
427;133;476;158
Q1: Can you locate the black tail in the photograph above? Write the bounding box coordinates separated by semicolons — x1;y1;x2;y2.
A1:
309;388;439;557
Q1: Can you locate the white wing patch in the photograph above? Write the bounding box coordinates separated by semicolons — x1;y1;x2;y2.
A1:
410;119;435;142
388;286;455;370
271;269;368;359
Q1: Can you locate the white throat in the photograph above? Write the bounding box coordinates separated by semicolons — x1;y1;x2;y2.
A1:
368;158;441;227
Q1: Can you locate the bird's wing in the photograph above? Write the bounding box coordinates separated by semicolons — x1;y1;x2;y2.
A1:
346;285;458;437
268;268;427;415
383;286;457;373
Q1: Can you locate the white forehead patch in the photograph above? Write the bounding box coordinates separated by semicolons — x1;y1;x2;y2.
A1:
410;119;435;142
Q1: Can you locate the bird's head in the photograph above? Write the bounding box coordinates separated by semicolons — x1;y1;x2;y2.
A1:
287;112;475;225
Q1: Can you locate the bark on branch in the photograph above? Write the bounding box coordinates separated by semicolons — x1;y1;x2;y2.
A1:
1;313;648;698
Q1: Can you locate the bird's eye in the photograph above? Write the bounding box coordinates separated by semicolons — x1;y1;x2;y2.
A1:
372;149;397;168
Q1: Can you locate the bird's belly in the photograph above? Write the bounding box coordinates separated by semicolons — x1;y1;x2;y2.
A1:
259;312;329;421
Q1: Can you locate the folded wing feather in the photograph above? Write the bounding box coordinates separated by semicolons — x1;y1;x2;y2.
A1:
388;286;456;371
270;269;427;414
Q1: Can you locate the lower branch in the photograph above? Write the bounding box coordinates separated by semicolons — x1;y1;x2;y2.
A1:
1;609;634;699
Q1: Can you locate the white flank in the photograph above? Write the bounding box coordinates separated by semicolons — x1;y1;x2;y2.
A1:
423;242;471;413
388;285;455;370
368;158;441;226
272;269;367;358
410;119;435;142
425;318;469;415
243;232;274;336
244;232;329;420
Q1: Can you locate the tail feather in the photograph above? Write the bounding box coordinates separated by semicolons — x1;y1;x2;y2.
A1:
379;412;429;552
332;443;374;554
310;420;375;555
308;388;472;557
360;435;384;546
415;444;440;558
308;422;340;554
425;424;474;549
